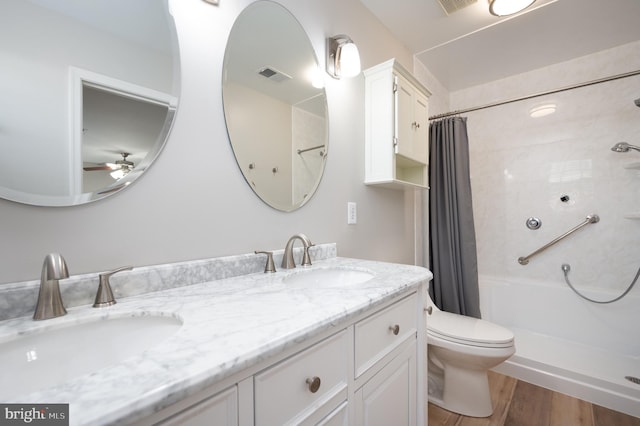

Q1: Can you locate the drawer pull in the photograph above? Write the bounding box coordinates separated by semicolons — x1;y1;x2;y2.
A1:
306;376;321;393
389;324;400;335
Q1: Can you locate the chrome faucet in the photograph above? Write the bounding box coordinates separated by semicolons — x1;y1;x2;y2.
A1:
33;253;69;320
281;234;313;269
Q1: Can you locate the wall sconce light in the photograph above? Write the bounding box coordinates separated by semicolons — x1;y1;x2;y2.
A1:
489;0;536;16
327;35;361;79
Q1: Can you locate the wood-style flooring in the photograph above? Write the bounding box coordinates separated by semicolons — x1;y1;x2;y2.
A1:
427;371;640;426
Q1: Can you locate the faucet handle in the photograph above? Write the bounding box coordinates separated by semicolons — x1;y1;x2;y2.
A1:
255;251;276;273
301;244;313;267
94;266;133;308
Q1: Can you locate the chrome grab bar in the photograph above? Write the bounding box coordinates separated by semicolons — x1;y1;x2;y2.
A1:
297;144;325;155
518;214;599;265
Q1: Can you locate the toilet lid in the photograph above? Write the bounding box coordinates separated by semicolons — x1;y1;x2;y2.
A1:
428;310;514;347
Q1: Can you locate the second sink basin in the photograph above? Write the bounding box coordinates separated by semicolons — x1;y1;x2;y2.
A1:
0;313;182;399
283;268;374;287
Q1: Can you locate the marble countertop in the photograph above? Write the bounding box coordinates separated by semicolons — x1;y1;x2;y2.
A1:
0;256;431;425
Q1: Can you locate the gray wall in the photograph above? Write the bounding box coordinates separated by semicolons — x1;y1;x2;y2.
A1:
0;0;423;284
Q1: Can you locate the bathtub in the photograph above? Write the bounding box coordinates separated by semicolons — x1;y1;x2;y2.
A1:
479;276;640;418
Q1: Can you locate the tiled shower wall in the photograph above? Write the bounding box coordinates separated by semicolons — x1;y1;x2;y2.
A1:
452;41;640;293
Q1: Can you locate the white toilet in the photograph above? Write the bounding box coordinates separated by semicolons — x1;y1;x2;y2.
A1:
426;295;515;417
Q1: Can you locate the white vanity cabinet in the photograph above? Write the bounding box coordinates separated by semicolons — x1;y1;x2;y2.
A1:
364;59;431;189
142;290;425;426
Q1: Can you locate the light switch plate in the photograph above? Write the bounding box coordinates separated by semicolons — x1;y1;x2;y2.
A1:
347;202;357;224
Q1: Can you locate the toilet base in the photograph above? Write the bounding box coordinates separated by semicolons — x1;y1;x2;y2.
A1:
427;357;494;417
444;364;493;417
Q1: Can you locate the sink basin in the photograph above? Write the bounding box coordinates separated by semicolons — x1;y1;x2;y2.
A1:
283;268;374;286
0;314;182;399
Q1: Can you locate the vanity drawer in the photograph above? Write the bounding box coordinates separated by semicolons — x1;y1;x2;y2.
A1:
354;293;417;377
254;330;348;425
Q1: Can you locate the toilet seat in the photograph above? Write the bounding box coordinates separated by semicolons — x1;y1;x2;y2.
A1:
428;310;514;348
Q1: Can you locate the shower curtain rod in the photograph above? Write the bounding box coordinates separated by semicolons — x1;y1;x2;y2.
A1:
428;68;640;121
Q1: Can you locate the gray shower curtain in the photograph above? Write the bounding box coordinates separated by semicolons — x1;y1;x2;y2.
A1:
429;117;481;318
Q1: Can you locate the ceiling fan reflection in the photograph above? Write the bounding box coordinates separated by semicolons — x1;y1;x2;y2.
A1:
83;152;134;180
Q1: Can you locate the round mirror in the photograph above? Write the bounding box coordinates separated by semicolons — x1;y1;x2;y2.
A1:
0;0;180;206
222;1;328;212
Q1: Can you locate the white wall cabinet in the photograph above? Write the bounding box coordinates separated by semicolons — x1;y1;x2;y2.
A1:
142;290;425;426
364;59;431;189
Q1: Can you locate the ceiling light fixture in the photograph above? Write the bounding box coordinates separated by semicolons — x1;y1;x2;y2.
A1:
326;35;361;79
489;0;536;16
529;103;556;118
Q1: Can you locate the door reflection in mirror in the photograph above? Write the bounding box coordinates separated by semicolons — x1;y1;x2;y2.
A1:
70;69;176;195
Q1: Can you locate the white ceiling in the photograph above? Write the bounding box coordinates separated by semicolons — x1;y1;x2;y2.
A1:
359;0;640;91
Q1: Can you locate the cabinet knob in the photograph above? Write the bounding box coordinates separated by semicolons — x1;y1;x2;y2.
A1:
411;121;420;129
425;306;433;315
306;376;321;393
389;324;400;335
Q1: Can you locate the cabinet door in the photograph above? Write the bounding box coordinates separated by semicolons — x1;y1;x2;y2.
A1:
355;342;417;426
158;385;238;426
395;75;414;160
412;91;429;164
395;74;429;165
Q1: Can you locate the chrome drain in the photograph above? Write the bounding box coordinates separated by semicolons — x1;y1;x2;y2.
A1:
625;376;640;385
